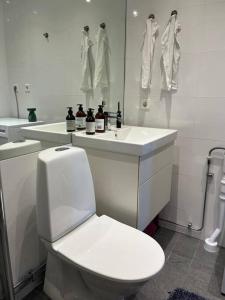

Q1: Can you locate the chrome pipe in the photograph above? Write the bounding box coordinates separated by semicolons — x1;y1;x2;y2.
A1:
160;147;225;232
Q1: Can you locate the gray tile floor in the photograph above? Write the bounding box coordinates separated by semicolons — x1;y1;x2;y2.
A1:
25;228;225;300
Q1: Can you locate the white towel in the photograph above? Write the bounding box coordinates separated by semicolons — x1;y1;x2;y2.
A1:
141;18;159;89
161;15;181;91
94;27;110;89
81;30;94;93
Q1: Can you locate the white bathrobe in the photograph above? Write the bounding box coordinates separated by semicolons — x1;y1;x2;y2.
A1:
94;27;110;89
161;15;181;91
141;18;159;89
81;30;94;93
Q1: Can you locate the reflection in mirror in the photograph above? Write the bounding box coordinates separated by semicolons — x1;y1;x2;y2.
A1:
0;2;127;300
0;0;126;122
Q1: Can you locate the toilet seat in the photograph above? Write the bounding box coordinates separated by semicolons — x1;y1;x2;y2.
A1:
51;215;165;283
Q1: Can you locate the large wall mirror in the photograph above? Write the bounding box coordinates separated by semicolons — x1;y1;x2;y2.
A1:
0;0;126;121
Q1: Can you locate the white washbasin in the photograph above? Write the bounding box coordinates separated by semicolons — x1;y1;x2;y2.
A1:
21;122;71;145
72;126;177;156
0;139;41;160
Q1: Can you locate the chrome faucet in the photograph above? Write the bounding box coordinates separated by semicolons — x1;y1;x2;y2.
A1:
104;112;117;131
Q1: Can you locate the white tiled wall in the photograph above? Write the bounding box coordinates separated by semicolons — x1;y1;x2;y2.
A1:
0;1;11;117
125;0;225;238
2;0;126;121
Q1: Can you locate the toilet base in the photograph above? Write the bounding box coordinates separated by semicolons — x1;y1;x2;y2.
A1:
44;252;93;300
44;252;138;300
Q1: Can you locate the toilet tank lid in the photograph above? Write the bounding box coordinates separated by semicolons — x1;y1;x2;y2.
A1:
38;146;83;162
36;145;96;243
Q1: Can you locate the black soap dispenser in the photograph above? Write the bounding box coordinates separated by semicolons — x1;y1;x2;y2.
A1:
95;105;105;133
86;109;95;135
76;104;86;130
66;107;76;132
116;102;122;129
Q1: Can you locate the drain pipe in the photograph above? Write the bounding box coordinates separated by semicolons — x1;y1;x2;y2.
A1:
159;147;225;233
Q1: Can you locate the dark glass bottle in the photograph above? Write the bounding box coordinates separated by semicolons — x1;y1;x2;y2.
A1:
76;104;86;130
86;109;95;135
95;105;105;133
27;108;37;122
66;107;75;132
116;102;122;129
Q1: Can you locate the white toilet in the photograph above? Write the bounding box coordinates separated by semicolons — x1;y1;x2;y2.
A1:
36;146;165;300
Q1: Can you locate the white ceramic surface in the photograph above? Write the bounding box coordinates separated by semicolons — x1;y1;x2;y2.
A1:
0;118;44;143
53;214;165;282
0;118;42;127
73;126;177;156
21;122;71;144
36;147;96;242
0;139;41;161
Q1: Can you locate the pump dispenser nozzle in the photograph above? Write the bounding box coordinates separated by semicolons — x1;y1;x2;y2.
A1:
77;104;84;110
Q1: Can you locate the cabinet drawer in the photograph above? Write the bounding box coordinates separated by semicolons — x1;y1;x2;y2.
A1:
139;144;174;185
137;164;172;231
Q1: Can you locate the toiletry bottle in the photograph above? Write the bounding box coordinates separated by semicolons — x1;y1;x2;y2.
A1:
116;102;122;129
95;105;105;133
76;104;86;130
86;109;95;135
66;107;76;132
27;108;37;122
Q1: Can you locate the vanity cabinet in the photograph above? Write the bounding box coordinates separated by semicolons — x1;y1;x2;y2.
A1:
84;143;174;230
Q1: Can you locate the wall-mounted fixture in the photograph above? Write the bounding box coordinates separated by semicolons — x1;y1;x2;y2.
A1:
84;25;89;32
171;10;178;16
43;32;49;39
100;22;106;29
148;14;155;19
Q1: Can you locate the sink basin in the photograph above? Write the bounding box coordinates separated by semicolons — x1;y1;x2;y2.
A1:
72;126;177;156
0;139;41;160
21;122;71;146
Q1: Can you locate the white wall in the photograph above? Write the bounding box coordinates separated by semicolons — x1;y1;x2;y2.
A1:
125;0;225;239
0;1;11;117
3;0;126;122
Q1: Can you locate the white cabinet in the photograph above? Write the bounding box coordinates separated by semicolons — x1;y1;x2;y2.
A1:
0;152;46;296
84;143;174;230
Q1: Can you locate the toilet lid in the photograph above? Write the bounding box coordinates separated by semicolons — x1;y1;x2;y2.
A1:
52;215;165;283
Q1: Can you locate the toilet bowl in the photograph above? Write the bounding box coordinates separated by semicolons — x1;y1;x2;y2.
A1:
36;146;165;300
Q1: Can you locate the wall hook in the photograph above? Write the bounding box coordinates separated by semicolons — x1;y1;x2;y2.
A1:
148;14;155;19
100;22;106;29
171;10;178;16
43;32;49;39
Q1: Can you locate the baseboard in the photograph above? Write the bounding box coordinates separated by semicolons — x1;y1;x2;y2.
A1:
14;264;46;300
159;219;203;240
